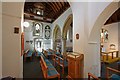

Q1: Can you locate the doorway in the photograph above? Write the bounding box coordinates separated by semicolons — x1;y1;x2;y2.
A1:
34;38;42;52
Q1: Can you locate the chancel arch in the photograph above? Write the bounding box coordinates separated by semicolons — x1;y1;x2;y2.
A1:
62;14;73;53
53;25;62;52
88;1;119;77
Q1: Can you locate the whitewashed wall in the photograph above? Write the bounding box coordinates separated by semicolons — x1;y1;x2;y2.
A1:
2;2;24;78
87;2;111;37
52;8;72;38
118;22;120;57
70;2;116;77
102;23;119;51
0;1;2;78
2;1;119;79
24;20;52;51
52;2;114;77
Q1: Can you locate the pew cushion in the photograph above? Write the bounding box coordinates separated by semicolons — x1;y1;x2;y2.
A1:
60;60;68;67
48;69;59;77
56;52;60;55
110;74;120;80
26;50;33;57
41;52;47;59
44;57;55;69
48;52;52;55
36;51;41;57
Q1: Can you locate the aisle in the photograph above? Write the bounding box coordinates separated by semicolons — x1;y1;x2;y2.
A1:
23;56;43;79
23;55;68;79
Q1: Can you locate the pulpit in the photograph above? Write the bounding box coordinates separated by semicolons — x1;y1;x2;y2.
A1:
67;52;84;79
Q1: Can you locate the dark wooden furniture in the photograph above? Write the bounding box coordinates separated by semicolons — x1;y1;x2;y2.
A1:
118;61;120;71
101;50;119;63
88;73;99;80
24;49;33;61
106;67;120;80
40;56;60;79
42;49;48;57
42;49;55;58
53;54;68;74
67;52;84;79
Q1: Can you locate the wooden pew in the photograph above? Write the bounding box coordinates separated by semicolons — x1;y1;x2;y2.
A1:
49;49;55;54
53;54;68;74
24;49;33;61
88;73;100;80
42;49;48;57
106;67;120;80
40;56;60;79
42;49;56;59
47;49;55;58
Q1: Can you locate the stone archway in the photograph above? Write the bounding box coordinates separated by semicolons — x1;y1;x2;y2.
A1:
53;25;61;51
89;2;119;42
62;14;73;53
88;1;119;77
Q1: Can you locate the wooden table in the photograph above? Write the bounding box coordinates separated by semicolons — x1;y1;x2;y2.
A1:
101;50;119;61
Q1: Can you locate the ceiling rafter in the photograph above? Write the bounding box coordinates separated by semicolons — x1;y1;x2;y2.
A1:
58;2;63;8
24;16;52;23
50;2;59;12
24;2;70;23
104;8;120;25
54;2;61;10
24;11;54;20
45;2;57;13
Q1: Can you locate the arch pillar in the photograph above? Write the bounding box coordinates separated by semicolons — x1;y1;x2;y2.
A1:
61;37;67;54
62;14;73;54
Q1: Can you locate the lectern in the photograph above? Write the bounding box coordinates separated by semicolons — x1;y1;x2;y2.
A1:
67;52;84;79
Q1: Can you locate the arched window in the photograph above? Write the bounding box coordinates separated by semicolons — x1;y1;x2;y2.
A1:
45;25;51;39
33;22;43;37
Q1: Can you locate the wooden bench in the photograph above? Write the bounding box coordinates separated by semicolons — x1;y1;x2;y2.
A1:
47;49;55;58
53;54;68;74
40;56;60;79
24;49;33;61
35;50;41;57
42;49;48;57
88;73;100;80
106;67;120;80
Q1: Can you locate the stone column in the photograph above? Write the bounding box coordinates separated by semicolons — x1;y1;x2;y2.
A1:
62;37;66;53
52;40;56;50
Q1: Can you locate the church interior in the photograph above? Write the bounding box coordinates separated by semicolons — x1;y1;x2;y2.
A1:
1;0;120;80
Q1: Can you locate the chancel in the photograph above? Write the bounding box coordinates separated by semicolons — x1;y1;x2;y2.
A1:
1;0;120;80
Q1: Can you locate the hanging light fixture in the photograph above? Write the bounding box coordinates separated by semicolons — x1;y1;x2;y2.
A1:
23;21;30;28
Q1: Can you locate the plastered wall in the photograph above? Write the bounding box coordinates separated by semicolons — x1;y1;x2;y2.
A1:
1;1;119;78
0;1;2;78
24;20;52;51
102;23;119;51
2;2;24;78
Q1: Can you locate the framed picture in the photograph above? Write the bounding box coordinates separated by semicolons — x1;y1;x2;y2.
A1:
14;27;19;34
45;25;51;39
101;29;108;43
33;22;43;37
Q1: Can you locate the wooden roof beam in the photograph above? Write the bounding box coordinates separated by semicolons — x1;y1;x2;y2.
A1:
50;2;59;12
24;16;52;23
24;12;54;21
46;2;57;13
